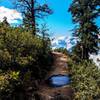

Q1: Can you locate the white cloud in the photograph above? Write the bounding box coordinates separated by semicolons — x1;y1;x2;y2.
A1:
89;53;100;68
51;36;78;50
51;35;100;68
0;6;22;24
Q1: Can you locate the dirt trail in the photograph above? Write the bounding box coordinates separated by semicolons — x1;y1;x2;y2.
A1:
38;52;74;100
49;52;70;75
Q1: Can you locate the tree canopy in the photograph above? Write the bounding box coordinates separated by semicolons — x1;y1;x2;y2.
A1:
16;0;52;35
69;0;100;60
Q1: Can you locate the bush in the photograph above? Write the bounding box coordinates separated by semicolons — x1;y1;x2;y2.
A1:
54;48;69;55
0;22;53;77
0;21;53;99
68;60;100;100
0;70;20;99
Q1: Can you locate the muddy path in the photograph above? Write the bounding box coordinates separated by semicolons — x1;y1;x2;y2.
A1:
38;52;74;100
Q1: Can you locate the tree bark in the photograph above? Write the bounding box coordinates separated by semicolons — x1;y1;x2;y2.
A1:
31;0;36;35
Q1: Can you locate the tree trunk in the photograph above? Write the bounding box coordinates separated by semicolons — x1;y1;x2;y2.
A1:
31;0;36;35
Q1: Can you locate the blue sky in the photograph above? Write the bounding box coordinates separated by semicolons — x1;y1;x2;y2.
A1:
0;0;13;8
37;0;74;37
0;0;100;37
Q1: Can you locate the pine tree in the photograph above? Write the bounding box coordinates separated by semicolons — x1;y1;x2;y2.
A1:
2;17;9;26
17;0;52;35
69;0;100;59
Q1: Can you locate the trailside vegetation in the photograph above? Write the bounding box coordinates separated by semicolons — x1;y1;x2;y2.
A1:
68;1;100;99
68;60;100;100
0;18;53;99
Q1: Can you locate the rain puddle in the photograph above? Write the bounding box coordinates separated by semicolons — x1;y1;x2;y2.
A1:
47;75;71;87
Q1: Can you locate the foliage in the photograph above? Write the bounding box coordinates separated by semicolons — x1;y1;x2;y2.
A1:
0;72;9;91
68;60;100;100
70;42;84;63
54;48;69;55
69;0;100;60
0;70;20;99
0;19;53;99
0;20;53;71
16;0;52;35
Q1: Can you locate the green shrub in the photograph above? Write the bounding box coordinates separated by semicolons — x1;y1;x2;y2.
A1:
0;22;53;77
68;60;100;100
0;70;21;99
0;21;53;99
54;48;69;55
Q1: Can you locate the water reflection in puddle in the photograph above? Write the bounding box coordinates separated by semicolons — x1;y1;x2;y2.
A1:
47;75;71;87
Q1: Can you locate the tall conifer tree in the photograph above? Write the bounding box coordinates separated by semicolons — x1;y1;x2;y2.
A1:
17;0;52;35
69;0;100;59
